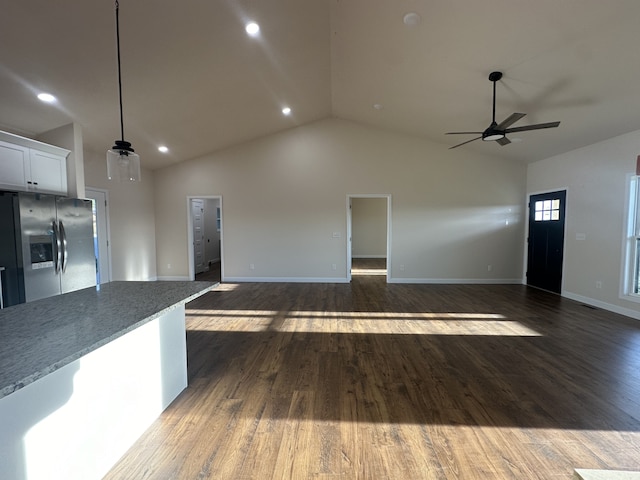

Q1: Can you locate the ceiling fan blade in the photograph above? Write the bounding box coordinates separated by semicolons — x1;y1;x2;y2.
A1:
445;131;484;135
496;137;511;146
449;136;482;149
504;121;560;133
496;113;526;130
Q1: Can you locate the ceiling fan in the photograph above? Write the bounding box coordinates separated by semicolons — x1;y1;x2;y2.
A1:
446;71;560;149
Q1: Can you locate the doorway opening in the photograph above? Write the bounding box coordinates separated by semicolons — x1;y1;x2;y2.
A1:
85;188;112;285
187;196;223;282
526;190;567;293
347;195;392;282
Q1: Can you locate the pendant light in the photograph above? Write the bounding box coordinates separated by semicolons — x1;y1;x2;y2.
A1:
107;0;141;182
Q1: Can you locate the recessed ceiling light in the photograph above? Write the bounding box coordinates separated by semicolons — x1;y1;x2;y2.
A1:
373;103;383;110
282;107;292;116
37;93;56;103
403;12;421;27
158;145;169;153
245;22;260;36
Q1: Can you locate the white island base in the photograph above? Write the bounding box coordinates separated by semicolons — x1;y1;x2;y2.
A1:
0;305;188;480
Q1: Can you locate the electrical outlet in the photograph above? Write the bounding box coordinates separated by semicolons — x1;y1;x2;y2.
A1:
167;263;171;269
250;263;255;270
332;263;337;271
595;281;602;289
488;265;492;272
400;264;405;271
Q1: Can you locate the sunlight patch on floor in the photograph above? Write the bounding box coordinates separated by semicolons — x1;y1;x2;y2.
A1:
351;268;387;276
186;309;542;336
189;310;507;319
211;283;241;291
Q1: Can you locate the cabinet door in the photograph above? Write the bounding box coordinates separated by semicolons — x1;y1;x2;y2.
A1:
0;141;30;191
29;149;67;195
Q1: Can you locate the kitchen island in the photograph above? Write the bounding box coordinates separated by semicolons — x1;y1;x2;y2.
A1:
0;281;215;480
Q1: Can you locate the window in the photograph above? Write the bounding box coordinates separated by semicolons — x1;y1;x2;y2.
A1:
534;199;561;221
623;176;640;297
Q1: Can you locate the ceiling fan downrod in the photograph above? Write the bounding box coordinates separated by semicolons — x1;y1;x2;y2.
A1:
488;71;502;126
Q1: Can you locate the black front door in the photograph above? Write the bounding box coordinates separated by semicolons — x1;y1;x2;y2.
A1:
527;190;566;293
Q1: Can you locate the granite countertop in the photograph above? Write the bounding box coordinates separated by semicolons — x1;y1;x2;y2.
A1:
0;281;215;399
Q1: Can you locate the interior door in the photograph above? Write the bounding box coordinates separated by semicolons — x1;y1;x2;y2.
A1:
527;190;566;293
191;199;205;274
347;195;391;282
85;188;111;284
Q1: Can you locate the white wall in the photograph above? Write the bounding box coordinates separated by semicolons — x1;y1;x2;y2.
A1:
352;197;386;258
84;149;158;281
527;129;640;318
153;118;527;283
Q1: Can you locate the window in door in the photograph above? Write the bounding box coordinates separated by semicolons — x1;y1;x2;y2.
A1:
534;199;561;221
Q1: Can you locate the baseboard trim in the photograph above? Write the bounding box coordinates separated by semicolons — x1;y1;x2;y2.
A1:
388;277;523;285
563;291;640;321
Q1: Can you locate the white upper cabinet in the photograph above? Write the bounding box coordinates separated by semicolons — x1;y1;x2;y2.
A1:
0;131;69;195
28;149;67;194
0;141;30;191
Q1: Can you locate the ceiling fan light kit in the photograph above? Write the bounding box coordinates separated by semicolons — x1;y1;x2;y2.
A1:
483;132;505;141
446;71;560;150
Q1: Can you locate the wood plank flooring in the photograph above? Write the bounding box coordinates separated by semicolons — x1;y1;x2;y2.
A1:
104;276;640;479
195;261;221;283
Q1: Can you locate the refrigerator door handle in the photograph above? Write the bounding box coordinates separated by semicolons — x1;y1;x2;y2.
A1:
52;220;62;274
59;220;68;273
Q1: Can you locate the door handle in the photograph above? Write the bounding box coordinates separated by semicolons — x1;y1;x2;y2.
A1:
52;220;62;273
59;221;68;273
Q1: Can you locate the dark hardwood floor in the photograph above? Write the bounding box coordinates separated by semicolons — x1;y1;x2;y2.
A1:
105;273;640;479
195;261;221;283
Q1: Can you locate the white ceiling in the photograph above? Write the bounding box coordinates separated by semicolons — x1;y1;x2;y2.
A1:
2;0;640;170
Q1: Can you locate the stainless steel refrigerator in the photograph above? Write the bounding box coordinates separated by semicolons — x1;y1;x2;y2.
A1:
0;191;96;307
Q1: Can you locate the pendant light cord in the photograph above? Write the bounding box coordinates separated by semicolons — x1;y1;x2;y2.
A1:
115;0;125;143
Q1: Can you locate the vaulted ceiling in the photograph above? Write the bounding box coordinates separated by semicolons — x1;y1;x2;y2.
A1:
2;0;640;170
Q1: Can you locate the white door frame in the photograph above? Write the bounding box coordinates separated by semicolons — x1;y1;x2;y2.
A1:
186;195;223;281
85;187;112;284
346;194;392;282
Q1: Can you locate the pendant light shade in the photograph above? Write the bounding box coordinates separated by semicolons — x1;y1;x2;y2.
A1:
107;0;141;182
107;140;141;181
